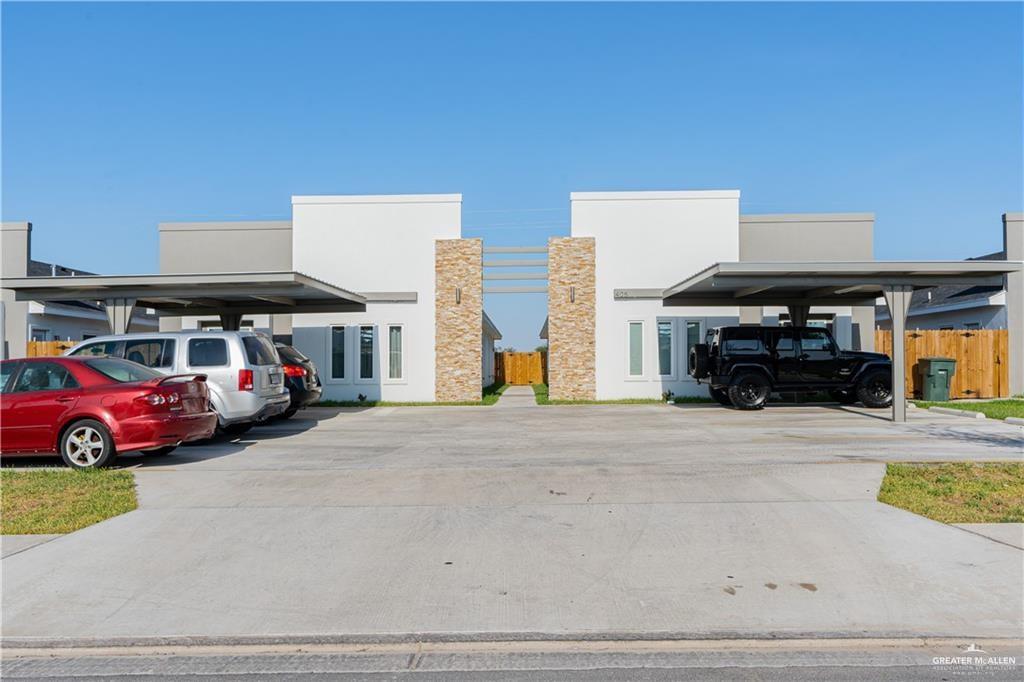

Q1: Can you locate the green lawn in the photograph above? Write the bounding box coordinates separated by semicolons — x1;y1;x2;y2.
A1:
1;469;138;535
913;399;1024;420
532;383;667;405
317;383;509;408
878;462;1024;523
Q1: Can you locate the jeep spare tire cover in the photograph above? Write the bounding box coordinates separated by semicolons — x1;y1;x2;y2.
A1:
690;344;711;379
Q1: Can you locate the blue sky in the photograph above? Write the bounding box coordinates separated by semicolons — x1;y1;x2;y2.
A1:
3;2;1022;350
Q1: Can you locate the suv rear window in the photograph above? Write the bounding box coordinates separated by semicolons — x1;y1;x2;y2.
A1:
722;328;764;354
188;338;228;367
243;335;279;365
86;358;164;383
275;345;307;364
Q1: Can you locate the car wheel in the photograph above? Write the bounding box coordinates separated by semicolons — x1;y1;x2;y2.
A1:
280;408;298;420
856;369;893;408
709;386;732;406
223;422;254;436
727;372;771;410
59;419;116;469
141;445;177;456
829;389;858;405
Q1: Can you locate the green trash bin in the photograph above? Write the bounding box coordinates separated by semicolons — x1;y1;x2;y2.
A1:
919;357;957;401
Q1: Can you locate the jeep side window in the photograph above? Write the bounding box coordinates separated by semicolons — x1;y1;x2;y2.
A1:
799;330;836;357
770;330;797;357
722;329;763;354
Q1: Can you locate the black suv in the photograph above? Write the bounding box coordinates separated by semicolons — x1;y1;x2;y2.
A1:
689;326;893;410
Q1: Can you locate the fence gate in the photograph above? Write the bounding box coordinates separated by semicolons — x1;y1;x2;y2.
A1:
875;329;1009;399
495;351;547;385
27;340;77;357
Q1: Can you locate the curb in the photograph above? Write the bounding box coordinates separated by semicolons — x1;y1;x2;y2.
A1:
5;632;1019;650
927;406;985;419
1006;417;1024;426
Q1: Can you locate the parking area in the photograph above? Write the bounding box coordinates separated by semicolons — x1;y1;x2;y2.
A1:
2;404;1022;642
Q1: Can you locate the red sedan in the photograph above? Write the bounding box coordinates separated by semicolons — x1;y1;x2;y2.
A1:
0;356;217;469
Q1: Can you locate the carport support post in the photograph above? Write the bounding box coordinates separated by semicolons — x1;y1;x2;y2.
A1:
883;285;913;423
104;298;136;334
219;313;243;331
786;305;810;328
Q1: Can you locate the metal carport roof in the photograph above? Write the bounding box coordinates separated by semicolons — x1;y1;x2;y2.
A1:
657;260;1022;423
0;271;370;333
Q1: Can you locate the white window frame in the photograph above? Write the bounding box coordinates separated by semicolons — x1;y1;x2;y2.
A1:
681;318;704;382
655;318;677;380
325;325;350;385
356;324;377;384
626;320;645;380
384;323;406;384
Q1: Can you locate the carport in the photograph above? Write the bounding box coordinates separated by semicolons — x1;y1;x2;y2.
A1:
0;271;368;333
660;260;1022;422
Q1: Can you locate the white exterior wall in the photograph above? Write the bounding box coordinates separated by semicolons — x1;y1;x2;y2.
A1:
570;191;742;399
290;194;462;402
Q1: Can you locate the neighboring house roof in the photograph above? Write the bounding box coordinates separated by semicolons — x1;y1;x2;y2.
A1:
483;311;502;341
26;259;102;312
876;251;1007;320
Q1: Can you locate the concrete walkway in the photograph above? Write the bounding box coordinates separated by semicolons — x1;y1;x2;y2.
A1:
494;384;538;408
2;404;1021;642
1;535;62;559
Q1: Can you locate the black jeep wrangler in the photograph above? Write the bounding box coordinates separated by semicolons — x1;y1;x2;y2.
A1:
689;326;893;410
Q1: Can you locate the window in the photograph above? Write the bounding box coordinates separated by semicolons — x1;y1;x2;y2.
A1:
723;328;764;354
359;325;374;379
124;339;175;368
30;328;50;342
85;358;163;383
388;325;403;380
963;322;981;330
628;322;643;377
685;321;702;375
188;338;228;367
330;327;346;379
1;362;20;394
769;329;797;357
799;330;836;357
242;335;278;365
12;362;78;392
70;340;122;358
657;321;672;376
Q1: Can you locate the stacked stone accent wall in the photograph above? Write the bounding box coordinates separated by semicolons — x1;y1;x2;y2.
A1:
547;237;596;400
435;239;483;402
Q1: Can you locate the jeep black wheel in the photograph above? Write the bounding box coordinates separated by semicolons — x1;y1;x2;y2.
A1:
727;372;771;410
855;369;892;408
828;389;858;405
709;386;732;406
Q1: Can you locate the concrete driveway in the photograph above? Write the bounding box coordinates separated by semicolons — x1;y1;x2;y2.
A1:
2;404;1022;643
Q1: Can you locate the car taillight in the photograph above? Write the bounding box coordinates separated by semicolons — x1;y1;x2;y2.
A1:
283;364;305;378
238;369;254;391
137;391;178;408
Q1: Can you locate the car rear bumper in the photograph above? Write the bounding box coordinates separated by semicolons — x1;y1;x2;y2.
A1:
287;382;323;410
217;392;291;425
115;411;218;452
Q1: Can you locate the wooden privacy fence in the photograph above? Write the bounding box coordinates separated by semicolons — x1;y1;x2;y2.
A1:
875;329;1009;399
26;340;77;357
495;351;547;386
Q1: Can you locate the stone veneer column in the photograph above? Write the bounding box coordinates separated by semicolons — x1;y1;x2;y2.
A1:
547;237;596;401
435;239;483;402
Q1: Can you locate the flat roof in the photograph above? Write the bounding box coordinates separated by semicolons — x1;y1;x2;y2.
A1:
662;260;1021;307
570;190;740;202
1;271;367;316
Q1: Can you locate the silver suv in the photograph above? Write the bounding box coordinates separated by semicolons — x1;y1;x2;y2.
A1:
66;331;290;432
